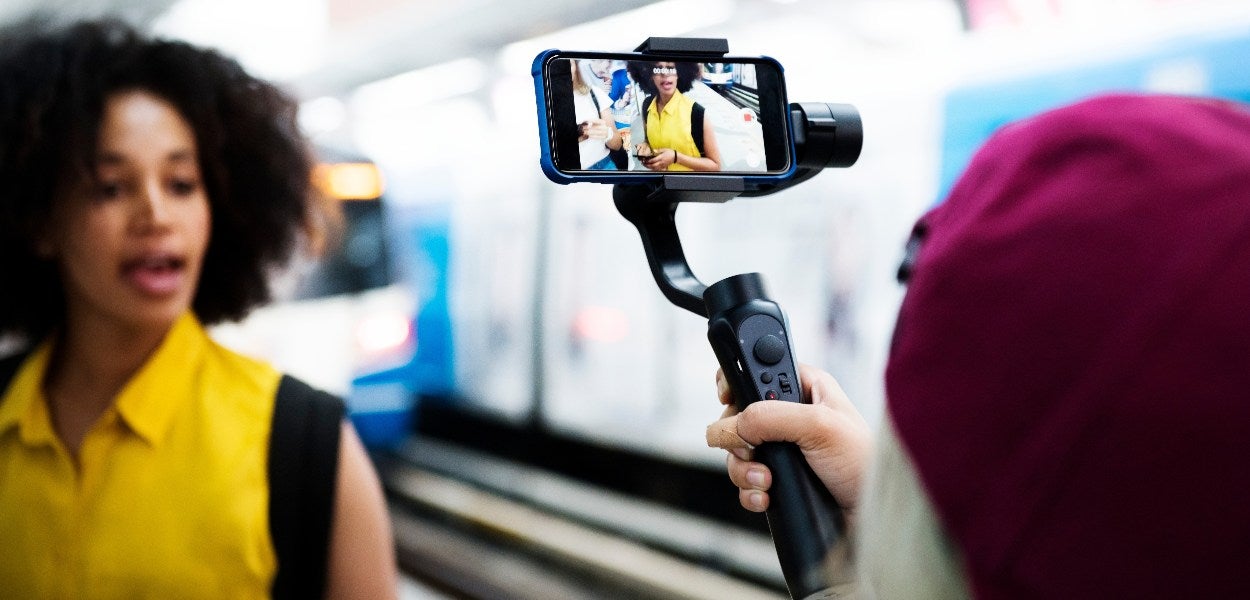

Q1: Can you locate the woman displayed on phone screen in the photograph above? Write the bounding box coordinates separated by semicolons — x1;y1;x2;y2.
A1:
633;61;721;172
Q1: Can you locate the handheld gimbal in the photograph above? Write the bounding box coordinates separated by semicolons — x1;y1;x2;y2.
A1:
614;37;863;600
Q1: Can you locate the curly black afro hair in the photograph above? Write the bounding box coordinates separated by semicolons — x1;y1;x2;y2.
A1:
0;17;315;342
628;60;702;96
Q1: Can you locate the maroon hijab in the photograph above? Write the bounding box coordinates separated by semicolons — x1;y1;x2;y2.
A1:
886;94;1250;598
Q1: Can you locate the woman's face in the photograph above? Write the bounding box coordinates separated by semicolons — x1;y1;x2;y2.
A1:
45;90;211;334
652;62;678;96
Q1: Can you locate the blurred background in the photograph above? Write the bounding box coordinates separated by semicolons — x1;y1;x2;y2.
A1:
6;0;1250;597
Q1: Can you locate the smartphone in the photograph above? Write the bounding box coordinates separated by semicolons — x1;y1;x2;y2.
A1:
534;49;796;184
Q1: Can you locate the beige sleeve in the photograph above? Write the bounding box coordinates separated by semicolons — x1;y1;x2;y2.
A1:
854;415;971;600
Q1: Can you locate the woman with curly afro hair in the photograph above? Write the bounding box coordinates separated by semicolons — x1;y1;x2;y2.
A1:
629;60;721;172
0;18;397;599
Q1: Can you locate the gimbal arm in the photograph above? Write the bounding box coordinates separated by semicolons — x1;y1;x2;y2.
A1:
613;99;863;316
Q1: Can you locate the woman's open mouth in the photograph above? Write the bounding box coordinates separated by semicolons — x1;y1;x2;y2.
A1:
121;254;188;297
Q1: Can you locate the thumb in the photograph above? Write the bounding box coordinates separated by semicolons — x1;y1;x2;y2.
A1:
735;400;827;448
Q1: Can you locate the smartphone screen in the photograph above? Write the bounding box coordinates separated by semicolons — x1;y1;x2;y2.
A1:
536;51;794;182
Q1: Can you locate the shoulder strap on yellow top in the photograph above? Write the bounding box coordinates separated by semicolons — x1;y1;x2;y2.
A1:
268;375;345;600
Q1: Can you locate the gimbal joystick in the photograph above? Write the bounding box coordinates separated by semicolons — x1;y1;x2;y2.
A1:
614;37;863;600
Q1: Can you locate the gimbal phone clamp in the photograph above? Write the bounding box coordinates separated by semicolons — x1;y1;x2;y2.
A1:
613;37;862;600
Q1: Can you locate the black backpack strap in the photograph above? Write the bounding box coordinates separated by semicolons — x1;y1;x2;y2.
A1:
268;374;345;600
690;102;705;157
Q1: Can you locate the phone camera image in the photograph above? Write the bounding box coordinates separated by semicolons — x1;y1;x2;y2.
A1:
537;51;795;181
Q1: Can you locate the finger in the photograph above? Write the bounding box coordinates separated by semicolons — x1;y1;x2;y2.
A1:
706;414;752;451
715;369;733;406
726;452;771;491
740;488;769;513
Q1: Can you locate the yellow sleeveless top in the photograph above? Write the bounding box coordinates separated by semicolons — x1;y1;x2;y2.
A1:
645;89;701;171
0;313;281;599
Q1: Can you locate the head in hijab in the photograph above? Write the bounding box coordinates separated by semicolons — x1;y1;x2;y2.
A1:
882;93;1250;598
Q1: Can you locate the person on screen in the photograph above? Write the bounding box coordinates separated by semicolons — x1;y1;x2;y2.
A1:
0;18;397;599
631;60;721;172
706;94;1250;598
572;61;624;170
608;63;633;108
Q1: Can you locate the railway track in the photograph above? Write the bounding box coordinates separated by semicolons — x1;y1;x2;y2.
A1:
382;436;788;600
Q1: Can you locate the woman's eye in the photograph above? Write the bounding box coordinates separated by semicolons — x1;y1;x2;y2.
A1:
96;182;123;200
169;179;200;196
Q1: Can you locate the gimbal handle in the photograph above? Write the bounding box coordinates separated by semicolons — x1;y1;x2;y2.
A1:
614;184;845;600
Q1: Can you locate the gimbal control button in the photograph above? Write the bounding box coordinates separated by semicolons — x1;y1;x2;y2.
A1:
760;371;774;384
753;335;786;365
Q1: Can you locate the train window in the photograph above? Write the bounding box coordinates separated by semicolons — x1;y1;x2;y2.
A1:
296;161;394;299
